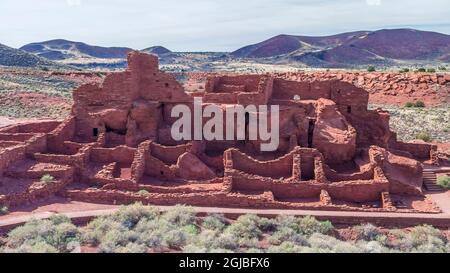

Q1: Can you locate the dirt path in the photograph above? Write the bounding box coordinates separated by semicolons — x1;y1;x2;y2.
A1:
427;191;450;214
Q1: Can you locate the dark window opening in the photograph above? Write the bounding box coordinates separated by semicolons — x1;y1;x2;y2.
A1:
93;128;99;137
160;171;164;175
165;83;169;88
160;103;166;122
244;112;250;126
307;119;315;148
106;125;127;136
347;106;352;114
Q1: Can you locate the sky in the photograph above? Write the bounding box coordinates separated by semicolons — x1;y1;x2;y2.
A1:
0;0;449;52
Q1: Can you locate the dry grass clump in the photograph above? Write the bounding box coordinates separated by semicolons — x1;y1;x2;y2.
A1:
1;204;449;253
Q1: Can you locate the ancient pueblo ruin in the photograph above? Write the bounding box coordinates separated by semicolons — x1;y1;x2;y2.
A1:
1;52;448;213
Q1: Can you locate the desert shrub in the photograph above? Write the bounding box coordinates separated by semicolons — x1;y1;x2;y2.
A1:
400;68;410;73
267;241;305;253
98;229;135;253
332;241;361;253
2;241;59;253
53;222;81;250
367;66;376;72
137;190;149;196
384;229;413;251
183;224;199;235
112;203;160;229
82;216;125;245
409;225;445;248
115;242;148;253
182;243;234;253
405;102;414;108
246;248;265;253
214;233;240;250
6;217;80;253
354;223;382;241
274;215;333;236
427;68;436;73
84;206;176;252
416;68;426;73
356;240;390;253
182;244;208;253
298;216;334;236
190;229;239;251
202;214;228;231
415;131;432;142
162;229;189;249
161;205;196;227
268;227;307;246
40;174;55;183
49;214;71;225
0;206;8;215
437;175;450;189
307;233;361;253
225;214;263;240
414;100;425;108
307;233;340;250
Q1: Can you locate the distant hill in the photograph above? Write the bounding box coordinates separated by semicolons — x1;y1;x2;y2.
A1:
141;46;171;55
16;29;450;70
232;29;450;67
20;39;133;60
0;43;61;68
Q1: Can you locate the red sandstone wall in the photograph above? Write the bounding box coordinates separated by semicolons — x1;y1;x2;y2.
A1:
90;146;136;164
229;149;293;179
0;121;61;134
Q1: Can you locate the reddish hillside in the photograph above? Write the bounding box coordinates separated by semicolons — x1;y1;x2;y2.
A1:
232;29;450;67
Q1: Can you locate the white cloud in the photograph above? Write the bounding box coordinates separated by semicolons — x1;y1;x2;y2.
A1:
366;0;382;6
66;0;81;7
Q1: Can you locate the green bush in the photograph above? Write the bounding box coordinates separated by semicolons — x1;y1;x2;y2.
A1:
112;203;160;229
137;190;149;196
400;68;410;73
162;229;188;249
5;217;80;253
202;214;228;231
2;241;59;253
40;174;55;183
405;102;414;108
0;206;9;215
268;227;307;246
437;175;450;189
298;216;334;236
355;240;389;253
415;131;432;142
414;101;425;108
416;68;426;73
225;214;263;240
427;68;436;73
354;223;382;241
367;66;376;72
161;205;196;227
2;204;449;253
267;241;305;253
409;225;447;252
